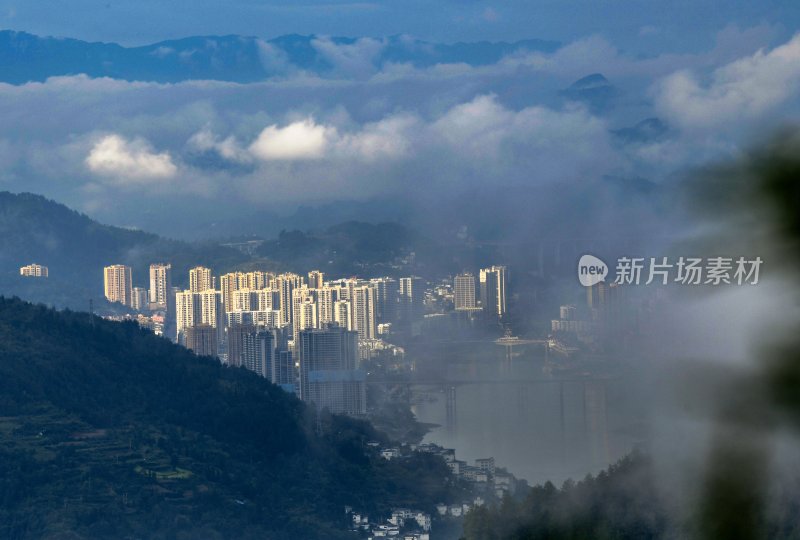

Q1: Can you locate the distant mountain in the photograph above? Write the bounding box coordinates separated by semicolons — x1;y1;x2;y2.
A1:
0;192;450;309
0;30;559;84
0;297;465;539
0;192;248;308
612;117;670;143
559;73;618;112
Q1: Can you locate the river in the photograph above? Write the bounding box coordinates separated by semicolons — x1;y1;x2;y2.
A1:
407;340;647;486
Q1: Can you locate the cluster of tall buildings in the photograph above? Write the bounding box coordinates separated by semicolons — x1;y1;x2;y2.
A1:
101;264;435;416
452;266;507;319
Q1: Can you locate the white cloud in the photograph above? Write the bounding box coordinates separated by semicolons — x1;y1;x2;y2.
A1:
655;33;800;130
188;127;252;163
311;36;386;78
248;119;336;160
232;95;617;203
335;114;417;161
242;113;415;163
255;39;294;75
1;27;793;233
85;134;177;181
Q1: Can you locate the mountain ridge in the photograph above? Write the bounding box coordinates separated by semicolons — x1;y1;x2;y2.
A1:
0;29;559;84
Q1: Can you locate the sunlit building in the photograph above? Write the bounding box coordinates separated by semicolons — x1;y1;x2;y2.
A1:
352;285;376;340
307;270;325;289
149;263;172;308
189;266;214;292
20;263;48;278
479;266;507;318
103;264;133;307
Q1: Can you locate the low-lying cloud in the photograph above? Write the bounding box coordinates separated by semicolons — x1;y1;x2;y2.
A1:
0;27;796;237
249;119;335;160
655;33;800;130
85;134;177;182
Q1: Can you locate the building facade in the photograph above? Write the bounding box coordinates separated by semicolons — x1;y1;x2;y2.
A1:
454;273;477;310
297;325;365;416
20;263;48;278
189;266;214;292
103;264;133;307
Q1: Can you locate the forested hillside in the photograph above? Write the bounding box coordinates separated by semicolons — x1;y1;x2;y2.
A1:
0;297;466;539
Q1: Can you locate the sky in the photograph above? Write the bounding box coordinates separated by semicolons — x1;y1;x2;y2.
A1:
0;1;798;238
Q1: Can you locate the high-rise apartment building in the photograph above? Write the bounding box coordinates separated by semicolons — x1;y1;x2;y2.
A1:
242;330;274;379
233;289;259;312
479;266;507;318
185;324;218;358
220;272;241;313
226;309;281;328
175;290;200;341
227;323;257;368
20;263;48;277
370;277;398;323
307;270;325;289
398;276;424;327
257;288;279;311
316;286;338;326
352;285;376;340
292;287;318;340
454;273;477;310
297;325;365;416
276;273;304;326
176;289;222;344
189;266;214;292
242;271;269;291
333;300;353;331
197;289;222;329
104;264;133;307
149;263;172;308
131;287;148;311
560;304;577;320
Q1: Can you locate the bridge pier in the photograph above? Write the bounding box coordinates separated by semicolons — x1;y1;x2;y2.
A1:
444;385;457;434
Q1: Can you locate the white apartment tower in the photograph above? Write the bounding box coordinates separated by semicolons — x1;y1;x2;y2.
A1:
189;266;214;292
277;273;304;326
20;263;48;277
104;264;133;307
149;263;172;308
220;272;240;313
316;286;338;326
352;285;377;340
334;300;353;331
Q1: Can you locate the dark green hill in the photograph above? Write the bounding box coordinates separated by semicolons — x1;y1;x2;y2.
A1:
255;221;434;276
0;297;465;539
